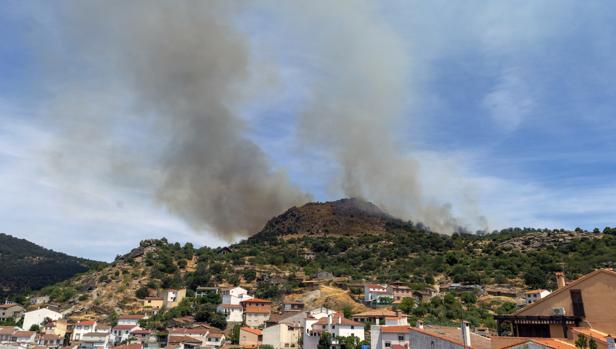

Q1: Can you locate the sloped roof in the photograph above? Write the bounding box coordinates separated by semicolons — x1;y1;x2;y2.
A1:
244;305;271;314
14;331;35;337
119;314;145;320
168;335;202;344
168;328;208;335
525;289;549;294
381;326;411;333
570;327;610;343
515;269;616;315
240;327;262;336
112;344;142;349
410;326;491;349
240;298;272;304
501;338;576;349
353;309;398;317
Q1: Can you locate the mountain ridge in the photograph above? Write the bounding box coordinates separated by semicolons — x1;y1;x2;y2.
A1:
0;233;105;297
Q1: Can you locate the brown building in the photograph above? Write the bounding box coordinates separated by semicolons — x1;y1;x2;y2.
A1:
495;269;616;339
387;283;413;303
239;327;262;349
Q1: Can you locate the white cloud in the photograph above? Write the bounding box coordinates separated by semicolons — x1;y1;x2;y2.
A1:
0;103;227;261
483;67;534;132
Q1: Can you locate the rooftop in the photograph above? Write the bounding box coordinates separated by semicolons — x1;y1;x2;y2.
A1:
411;325;491;349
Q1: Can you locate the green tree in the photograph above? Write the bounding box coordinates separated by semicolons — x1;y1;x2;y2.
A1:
135;286;149;299
342;305;353;319
29;324;40;332
230;324;241;344
398;297;415;314
318;332;332;349
575;334;588;349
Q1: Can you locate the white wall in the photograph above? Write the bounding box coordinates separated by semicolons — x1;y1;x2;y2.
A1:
22;309;62;331
263;324;300;349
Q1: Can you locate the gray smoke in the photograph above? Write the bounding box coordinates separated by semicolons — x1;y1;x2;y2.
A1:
44;2;310;240
41;1;484;238
272;1;470;233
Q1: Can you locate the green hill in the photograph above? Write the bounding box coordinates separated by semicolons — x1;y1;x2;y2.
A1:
0;233;105;297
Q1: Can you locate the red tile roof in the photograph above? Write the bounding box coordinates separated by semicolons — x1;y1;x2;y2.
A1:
112;344;142;349
14;331;35;337
76;321;96;326
366;284;387;289
240;298;272;304
169;328;208;335
168;335;202;344
244;305;271;314
241;327;262;336
381;326;411;333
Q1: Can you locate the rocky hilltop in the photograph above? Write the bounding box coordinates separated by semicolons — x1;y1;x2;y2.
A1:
253;197;402;239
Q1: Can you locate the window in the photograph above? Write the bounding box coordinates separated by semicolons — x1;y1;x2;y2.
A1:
398;336;404;341
385;342;391;347
570;289;585;317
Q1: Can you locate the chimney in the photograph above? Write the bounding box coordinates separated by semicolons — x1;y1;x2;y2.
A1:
328;314;333;325
461;321;471;348
416;320;424;329
608;335;615;349
338;315;342;324
556;272;566;289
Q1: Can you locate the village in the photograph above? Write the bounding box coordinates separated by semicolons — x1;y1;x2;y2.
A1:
2;268;616;349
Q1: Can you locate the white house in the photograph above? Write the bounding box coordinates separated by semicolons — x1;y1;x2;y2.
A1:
216;304;243;323
364;284;389;302
221;287;252;305
72;321;97;341
111;324;140;345
13;330;37;344
524;289;551;304
370;325;411;349
205;328;225;348
117;315;145;326
78;332;109;349
304;313;364;349
22;308;63;332
262;323;302;349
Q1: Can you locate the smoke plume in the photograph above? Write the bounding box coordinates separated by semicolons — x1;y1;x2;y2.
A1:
41;1;482;238
45;2;310;240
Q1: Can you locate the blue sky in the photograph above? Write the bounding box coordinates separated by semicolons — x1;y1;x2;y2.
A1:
2;1;616;261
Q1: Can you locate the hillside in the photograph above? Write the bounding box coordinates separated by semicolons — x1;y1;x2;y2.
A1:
0;233;105;297
23;199;616;328
254;198;398;239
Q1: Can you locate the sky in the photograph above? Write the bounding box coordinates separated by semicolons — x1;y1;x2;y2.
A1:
1;1;616;261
